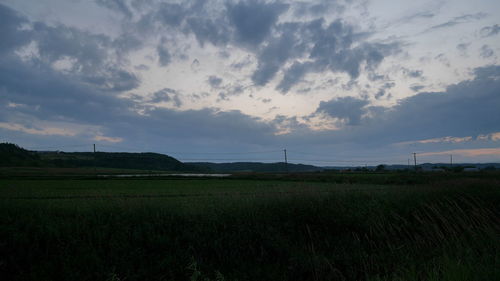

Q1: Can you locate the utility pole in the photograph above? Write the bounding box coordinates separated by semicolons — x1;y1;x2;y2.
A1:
450;154;453;168
408;158;410;171
283;149;288;173
93;144;97;175
413;152;417;171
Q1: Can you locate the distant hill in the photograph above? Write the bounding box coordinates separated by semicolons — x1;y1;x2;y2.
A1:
2;143;498;173
38;151;204;172
0;143;203;172
323;163;500;171
188;162;323;173
0;143;42;167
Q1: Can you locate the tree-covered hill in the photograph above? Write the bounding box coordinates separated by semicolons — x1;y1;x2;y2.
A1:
0;143;204;172
38;151;205;172
0;143;42;166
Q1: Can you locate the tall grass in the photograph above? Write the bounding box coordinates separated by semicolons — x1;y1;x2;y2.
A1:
0;178;498;280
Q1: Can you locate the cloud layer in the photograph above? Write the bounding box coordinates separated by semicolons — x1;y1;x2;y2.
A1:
1;1;499;164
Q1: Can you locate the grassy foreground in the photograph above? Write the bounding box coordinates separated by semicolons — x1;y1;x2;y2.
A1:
0;176;499;280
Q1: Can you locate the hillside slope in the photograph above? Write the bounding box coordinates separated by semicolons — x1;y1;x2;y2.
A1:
39;151;204;172
0;143;42;166
0;143;203;172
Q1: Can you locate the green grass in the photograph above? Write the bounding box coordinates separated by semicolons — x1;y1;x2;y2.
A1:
0;177;498;281
0;166;177;178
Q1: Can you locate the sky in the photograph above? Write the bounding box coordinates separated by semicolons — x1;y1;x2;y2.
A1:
0;0;499;166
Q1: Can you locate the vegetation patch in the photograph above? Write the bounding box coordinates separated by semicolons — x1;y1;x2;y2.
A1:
0;177;498;280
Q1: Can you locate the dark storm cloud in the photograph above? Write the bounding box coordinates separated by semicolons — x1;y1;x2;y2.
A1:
479;45;494;58
0;3;137;98
292;1;346;17
373;82;395;100
0;53;276;147
359;65;500;142
273;64;500;149
125;1;399;92
104;69;140;92
0;55;133;125
0;4;32;54
374;89;386;99
186;17;231;47
0;4;141;93
304;20;398;89
403;69;423;78
0;0;278;147
215;83;245;102
32;22;109;69
132;0;230;47
227;0;289;47
92;1;400;94
135;64;149;71
479;24;500;37
276;62;312;93
230;56;253;70
2;35;500;158
251;27;299;85
3;1;499;158
112;32;143;55
156;2;186;27
77;66;139;92
254;18;400;90
149;88;182;107
95;0;133;18
135;108;276;142
410;85;425;92
435;53;451;67
208;75;223;88
456;43;470;56
157;45;171;66
316;96;369;125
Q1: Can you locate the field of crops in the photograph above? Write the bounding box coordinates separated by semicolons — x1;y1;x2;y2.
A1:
0;175;499;281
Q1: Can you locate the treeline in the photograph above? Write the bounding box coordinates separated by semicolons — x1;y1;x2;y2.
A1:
0;143;322;173
0;143;42;167
0;143;204;172
40;151;206;172
188;162;322;173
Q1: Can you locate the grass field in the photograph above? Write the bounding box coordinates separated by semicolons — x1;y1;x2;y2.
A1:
0;175;499;280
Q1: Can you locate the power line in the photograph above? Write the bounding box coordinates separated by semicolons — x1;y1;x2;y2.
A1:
180;158;283;161
20;142;430;166
167;150;283;155
288;150;406;163
287;158;407;165
98;144;283;155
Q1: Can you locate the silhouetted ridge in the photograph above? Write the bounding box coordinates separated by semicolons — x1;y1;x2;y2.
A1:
0;143;203;172
188;162;322;173
39;151;203;171
0;143;41;166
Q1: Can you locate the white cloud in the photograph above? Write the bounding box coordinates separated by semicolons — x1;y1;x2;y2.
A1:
477;132;500;141
93;135;123;143
420;148;500;157
0;122;77;136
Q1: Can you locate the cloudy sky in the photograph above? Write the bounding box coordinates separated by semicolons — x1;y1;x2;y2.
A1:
1;0;499;165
